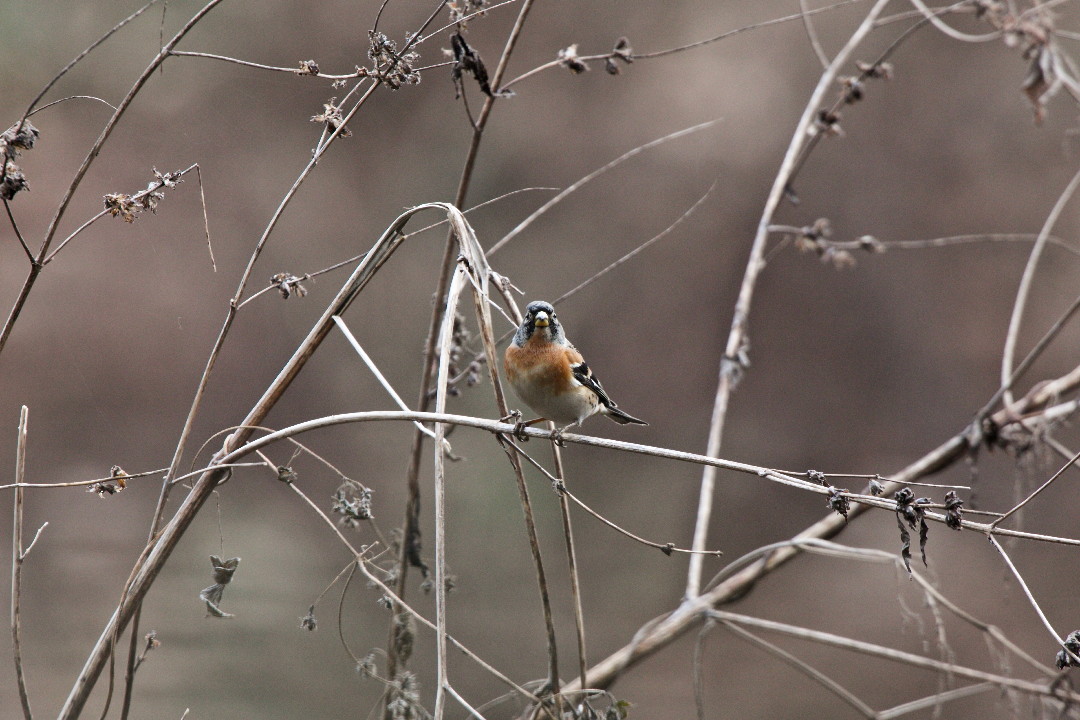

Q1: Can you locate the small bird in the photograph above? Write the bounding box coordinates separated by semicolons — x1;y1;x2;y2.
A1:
504;300;647;440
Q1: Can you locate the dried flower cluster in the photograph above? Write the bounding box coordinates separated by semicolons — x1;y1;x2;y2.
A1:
1;120;38;201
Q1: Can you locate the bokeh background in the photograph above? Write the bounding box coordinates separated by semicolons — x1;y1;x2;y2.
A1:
3;1;1080;717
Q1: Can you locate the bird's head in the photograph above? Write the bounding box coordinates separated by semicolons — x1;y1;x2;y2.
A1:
516;300;562;344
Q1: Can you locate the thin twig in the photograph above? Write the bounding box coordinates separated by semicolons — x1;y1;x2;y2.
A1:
721;621;877;718
209;409;1080;546
988;536;1069;653
553;181;717;305
43;163;200;264
800;0;831;68
1001;164;1080;409
710;610;1079;703
333;316;438;440
26;95;118;116
907;0;1002;42
432;265;471;719
3;200;34;261
877;683;994;719
498;0;865;90
386;0;537;708
168;50;368;79
549;440;589;694
285;477;541;705
488;121;718;256
194;164;215;271
991;446;1080;529
11;406;33;720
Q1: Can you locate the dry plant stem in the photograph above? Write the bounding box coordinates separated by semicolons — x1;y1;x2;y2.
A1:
685;0;892;600
708;537;1053;675
907;0;1001;42
119;80;373;715
555;366;1080;696
1001;163;1080;408
977;290;1080;421
57;203;475;718
498;0;864;90
988;536;1068;653
0;0;225;357
27;95;118;117
692;622;709;720
44;163;200;264
550;441;589;692
557;479;721;555
11;406;32;720
463;283;565;707
284;477;541;706
446;685;487;720
4;201;32;261
800;0;831;68
333;316;437;440
432;267;471;719
709;611;1080;704
553;182;717;305
990;446;1080;530
489;121;717;256
387;0;536;696
721;621;877;718
877;683;994;720
221;410;1080;546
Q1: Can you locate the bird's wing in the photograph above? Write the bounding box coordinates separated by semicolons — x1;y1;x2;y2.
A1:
570;359;617;409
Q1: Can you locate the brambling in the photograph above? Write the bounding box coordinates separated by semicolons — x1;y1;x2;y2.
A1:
504;300;647;441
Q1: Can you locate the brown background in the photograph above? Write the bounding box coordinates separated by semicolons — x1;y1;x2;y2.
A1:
3;1;1080;717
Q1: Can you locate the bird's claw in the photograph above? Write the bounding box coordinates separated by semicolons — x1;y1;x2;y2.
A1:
514;420;530;442
501;410;529;442
551;427;566;447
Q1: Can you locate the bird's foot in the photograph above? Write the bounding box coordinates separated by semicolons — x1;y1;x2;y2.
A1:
501;410;530;442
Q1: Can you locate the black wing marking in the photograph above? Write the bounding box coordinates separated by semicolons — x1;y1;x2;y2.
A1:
570;361;617;409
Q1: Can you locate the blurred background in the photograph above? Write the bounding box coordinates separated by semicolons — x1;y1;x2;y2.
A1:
3;0;1080;717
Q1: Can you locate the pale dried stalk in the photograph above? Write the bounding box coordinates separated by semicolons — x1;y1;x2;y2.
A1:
11;406;32;720
1001;164;1080;408
711;611;1080;704
685;0;893;599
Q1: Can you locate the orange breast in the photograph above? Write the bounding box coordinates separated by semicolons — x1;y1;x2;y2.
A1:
505;338;573;392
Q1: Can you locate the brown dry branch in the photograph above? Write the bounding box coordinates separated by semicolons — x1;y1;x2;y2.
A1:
0;0;226;356
56;203;491;718
498;0;866;91
386;2;547;713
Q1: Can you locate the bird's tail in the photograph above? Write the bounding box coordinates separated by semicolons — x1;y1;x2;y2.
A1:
604;406;648;426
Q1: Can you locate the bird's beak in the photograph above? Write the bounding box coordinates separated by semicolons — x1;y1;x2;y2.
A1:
533;312;550;327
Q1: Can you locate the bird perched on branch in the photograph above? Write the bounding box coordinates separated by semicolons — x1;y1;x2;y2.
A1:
505;300;647;442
